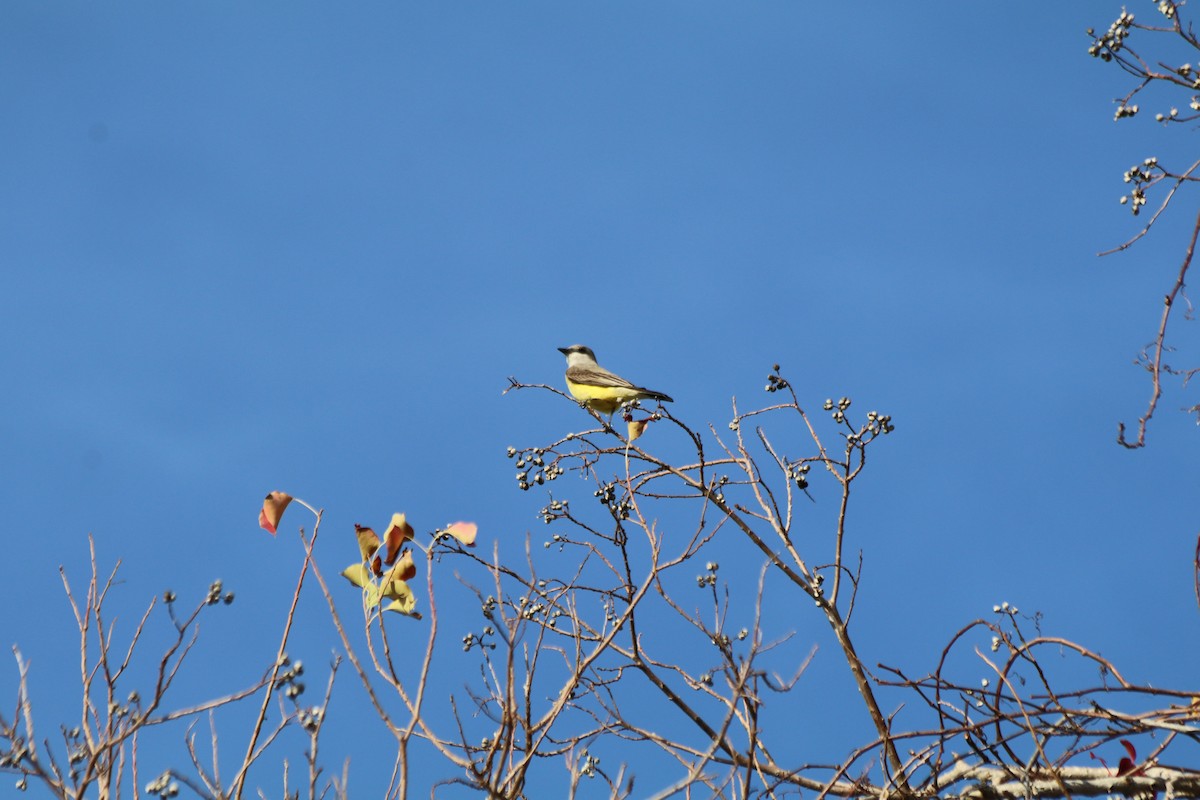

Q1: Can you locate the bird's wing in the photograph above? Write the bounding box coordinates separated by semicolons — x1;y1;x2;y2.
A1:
566;364;640;390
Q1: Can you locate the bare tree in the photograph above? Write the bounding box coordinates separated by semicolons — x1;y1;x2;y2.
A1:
0;523;347;800
6;368;1198;798
303;368;1200;798
1088;0;1200;447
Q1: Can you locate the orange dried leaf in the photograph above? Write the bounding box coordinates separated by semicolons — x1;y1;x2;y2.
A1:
445;521;478;547
382;513;415;565
354;524;381;563
384;550;417;582
259;491;293;535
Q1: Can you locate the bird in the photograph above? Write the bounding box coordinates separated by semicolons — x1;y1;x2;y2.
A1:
558;344;673;418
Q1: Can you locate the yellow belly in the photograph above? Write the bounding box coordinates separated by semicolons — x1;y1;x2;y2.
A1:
565;380;642;415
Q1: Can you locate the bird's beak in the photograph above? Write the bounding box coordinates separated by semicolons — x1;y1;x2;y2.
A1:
557;347;571;355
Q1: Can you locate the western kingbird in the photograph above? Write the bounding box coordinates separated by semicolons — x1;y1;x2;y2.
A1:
558;344;673;417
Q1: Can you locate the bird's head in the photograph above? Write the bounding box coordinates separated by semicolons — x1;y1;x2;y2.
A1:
558;344;598;365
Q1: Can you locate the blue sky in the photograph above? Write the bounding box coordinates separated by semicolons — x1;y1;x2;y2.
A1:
2;3;1198;796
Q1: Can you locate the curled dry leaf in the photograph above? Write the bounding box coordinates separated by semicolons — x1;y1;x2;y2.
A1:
340;564;373;589
385;549;417;582
384;600;420;617
445;521;478;547
259;491;293;535
627;418;649;442
354;524;382;570
383;513;415;565
382;580;417;615
1116;739;1141;776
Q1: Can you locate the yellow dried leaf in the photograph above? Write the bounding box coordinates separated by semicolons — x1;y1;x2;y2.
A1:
380;577;412;602
383;600;420;617
382;582;417;615
341;564;373;589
